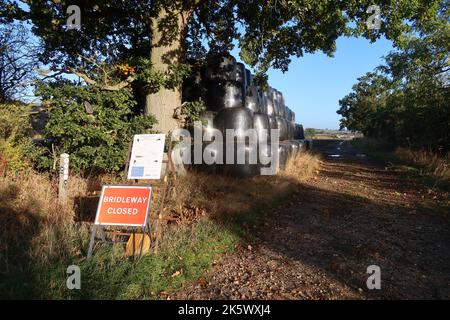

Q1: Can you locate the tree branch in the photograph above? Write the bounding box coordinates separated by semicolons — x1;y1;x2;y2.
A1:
67;67;135;91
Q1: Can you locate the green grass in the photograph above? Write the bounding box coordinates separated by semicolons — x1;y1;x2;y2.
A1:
0;194;292;299
1;219;239;299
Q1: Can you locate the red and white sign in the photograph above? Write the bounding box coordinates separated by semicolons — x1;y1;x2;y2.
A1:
94;186;152;227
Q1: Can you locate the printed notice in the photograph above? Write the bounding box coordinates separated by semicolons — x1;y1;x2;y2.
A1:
127;134;166;180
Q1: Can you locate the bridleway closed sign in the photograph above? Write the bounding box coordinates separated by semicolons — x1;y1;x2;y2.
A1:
94;185;153;227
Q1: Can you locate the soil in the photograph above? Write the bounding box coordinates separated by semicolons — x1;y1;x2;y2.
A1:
170;139;450;300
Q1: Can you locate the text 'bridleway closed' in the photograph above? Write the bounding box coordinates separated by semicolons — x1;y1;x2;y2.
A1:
94;186;152;226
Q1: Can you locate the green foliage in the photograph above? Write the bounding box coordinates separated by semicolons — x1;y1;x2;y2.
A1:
0;103;32;140
0;103;41;172
133;57;191;93
2;0;443;80
305;128;319;137
180;98;206;128
0;139;36;173
2;0;444;138
338;13;450;152
36;80;156;174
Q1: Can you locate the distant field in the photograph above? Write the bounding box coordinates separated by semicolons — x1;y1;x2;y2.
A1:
309;133;363;140
305;128;362;140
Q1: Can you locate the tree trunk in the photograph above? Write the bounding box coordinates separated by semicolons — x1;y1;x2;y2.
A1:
145;9;190;133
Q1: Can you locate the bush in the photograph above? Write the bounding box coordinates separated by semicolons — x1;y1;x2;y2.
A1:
36;80;156;174
0;103;42;173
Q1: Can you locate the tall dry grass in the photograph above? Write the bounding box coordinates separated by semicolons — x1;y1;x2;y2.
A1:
395;147;449;178
0;172;83;269
281;152;322;182
1;152;322;266
0;152;322;298
353;137;449;190
169;152;322;223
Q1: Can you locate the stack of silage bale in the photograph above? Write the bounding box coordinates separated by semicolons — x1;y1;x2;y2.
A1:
182;53;310;177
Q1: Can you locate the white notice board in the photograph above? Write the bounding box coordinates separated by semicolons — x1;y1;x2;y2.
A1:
127;134;166;180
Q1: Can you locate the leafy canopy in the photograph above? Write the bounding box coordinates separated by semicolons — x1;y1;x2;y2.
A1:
2;0;443;80
337;8;449;151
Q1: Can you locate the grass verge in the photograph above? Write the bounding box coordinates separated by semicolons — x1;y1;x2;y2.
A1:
351;138;449;192
0;152;321;299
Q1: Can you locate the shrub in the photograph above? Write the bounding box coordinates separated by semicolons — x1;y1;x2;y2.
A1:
35;80;156;174
0;103;41;173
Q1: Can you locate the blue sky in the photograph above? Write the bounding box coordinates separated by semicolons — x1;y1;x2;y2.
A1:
234;36;394;130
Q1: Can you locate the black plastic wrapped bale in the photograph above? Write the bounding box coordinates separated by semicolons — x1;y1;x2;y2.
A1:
305;139;313;150
200;110;216;130
295;139;307;153
270;88;280;116
221;141;259;178
245;85;261;113
279;91;285;107
236;63;247;88
284;121;293;140
277;142;291;171
265;90;275;116
214;107;259;178
275;116;288;141
192;141;224;175
284;120;290;140
290;122;296;140
205;80;244;111
276;90;286;118
214;107;254;138
268;116;278;141
294;124;305;140
258;87;268;114
291;140;305;154
205;141;224;173
182;66;205;103
245;69;252;89
288;140;300;156
253;113;270;143
204;53;236;81
285;107;292;122
258;142;271;170
235;63;247;105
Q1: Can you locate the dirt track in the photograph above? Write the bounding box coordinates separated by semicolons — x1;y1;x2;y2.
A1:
170;139;450;299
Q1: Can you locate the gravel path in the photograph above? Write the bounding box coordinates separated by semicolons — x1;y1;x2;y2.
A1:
170;140;450;299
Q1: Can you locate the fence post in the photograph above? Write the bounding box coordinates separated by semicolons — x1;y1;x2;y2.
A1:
59;153;69;205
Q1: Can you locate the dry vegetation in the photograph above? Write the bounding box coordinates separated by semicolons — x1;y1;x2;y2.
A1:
0;152;321;299
171;152;321;222
394;147;449;186
351;137;450;191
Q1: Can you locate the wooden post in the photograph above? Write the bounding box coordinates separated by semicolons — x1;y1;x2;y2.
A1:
123;141;133;183
58;153;69;205
154;142;174;254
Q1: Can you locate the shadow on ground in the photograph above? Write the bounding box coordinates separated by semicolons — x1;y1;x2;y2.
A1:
172;139;450;300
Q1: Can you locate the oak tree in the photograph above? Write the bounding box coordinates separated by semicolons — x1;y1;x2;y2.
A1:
1;0;442;132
